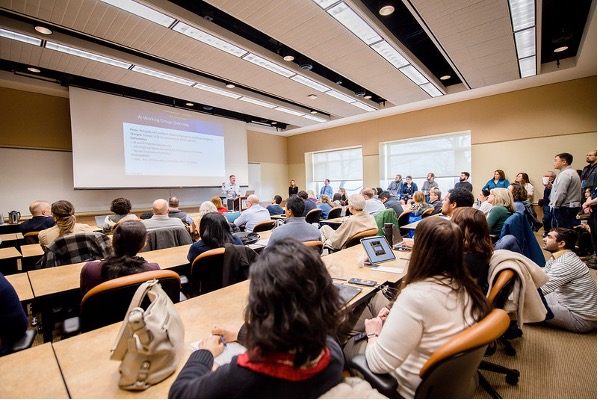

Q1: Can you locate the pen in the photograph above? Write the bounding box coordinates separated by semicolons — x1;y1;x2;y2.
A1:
218;335;228;347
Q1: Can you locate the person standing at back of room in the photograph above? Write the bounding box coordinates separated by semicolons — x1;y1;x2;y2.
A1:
550;152;582;229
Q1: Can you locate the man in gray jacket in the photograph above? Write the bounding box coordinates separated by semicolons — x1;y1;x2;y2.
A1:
550;152;582;229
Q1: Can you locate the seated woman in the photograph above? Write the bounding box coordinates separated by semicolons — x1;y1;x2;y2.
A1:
317;194;334;219
508;182;529;213
482;169;509;191
102;197;138;233
473;189;493;215
452;207;494;293
80;220;159;294
514;172;534;201
486;188;516;236
39;200;92;248
169;239;345;398
306;190;318;203
211;196;229;214
409;191;432;217
190;201;218;242
187;212;242;263
342;218;488;398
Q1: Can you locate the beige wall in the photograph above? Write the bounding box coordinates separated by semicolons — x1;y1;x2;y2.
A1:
247;130;289;199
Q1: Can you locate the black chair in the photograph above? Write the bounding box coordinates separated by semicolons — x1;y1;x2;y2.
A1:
397;209;413;236
327;206;343;220
303;240;324;255
23;231;40;244
305;208;322;224
252;219;275;233
323;228;379;253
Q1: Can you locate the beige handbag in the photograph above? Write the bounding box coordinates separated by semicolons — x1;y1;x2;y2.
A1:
110;279;185;390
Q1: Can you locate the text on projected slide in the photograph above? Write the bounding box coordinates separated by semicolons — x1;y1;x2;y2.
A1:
123;113;225;177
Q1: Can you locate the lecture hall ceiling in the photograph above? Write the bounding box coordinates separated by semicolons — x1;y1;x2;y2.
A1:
0;0;595;135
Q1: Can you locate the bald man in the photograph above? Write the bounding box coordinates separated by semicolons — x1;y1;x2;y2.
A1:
142;199;186;231
233;194;270;232
19;200;55;233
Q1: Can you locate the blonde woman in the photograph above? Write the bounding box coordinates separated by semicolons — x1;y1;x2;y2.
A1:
39;200;91;248
190;201;218;241
409;191;432;216
317;194;335;219
486;188;516;236
211;196;229;214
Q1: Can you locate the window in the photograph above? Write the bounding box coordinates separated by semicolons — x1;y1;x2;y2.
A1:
309;147;363;196
380;132;471;197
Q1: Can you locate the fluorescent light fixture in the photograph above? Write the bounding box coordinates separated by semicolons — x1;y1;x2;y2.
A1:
100;0;175;27
242;53;296;77
239;96;277;109
518;55;536;78
193;83;241;99
327;3;382;45
371;41;409;68
351;101;377;112
399;65;428;85
312;0;340;8
325;89;356;103
172;22;248;57
420;82;443;97
46;42;132;69
508;0;535;31
290;75;331;92
0;28;42;46
302;113;328;122
514;27;535;59
275;107;305;117
132;65;194;85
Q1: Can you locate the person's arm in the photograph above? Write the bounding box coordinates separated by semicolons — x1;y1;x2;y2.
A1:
482;180;491;191
541;260;576;295
583;196;597;208
234;211;247;228
0;274;28;350
485;207;501;230
187;243;199;263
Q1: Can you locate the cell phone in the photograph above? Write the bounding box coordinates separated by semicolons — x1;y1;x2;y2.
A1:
348;278;377;287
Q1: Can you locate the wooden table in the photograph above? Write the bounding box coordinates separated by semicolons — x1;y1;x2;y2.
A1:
0;247;23;273
20;243;44;258
0;343;69;398
5;272;34;302
0;232;24;242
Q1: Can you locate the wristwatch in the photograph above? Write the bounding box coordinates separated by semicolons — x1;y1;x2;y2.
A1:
367;333;379;340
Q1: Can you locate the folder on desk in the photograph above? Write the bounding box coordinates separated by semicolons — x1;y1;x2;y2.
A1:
334;283;362;304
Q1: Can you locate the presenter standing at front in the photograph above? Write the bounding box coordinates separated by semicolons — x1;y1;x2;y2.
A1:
222;175;241;210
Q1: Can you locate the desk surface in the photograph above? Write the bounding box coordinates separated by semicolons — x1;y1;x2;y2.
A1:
0;343;69;399
20;243;44;258
0;247;21;260
5;272;34;301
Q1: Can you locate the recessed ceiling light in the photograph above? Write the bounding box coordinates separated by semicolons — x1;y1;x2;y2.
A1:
308;94;317;99
440;74;451;81
27;67;40;73
225;83;235;88
203;105;213;111
310;110;318;114
185;102;194;106
364;94;372;100
35;26;53;35
554;46;568;53
355;89;366;97
283;55;294;62
379;5;395;16
272;121;278;125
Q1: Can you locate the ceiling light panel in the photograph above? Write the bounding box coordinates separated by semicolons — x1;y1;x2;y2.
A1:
275;107;305;116
508;0;535;31
46;42;132;69
420;82;443;97
131;65;194;85
325;89;357;103
242;53;296;77
313;0;341;8
0;28;42;46
100;0;175;27
193;83;241;99
290;75;331;92
326;3;382;45
351;101;377;111
518;55;536;78
399;65;428;85
371;41;409;68
514;27;535;59
239;96;277;108
302;113;328;123
172;22;248;57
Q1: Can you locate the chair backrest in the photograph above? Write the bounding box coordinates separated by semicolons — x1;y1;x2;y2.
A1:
80;269;181;332
344;228;379;249
43;232;113;268
397;209;412;227
327;206;343;220
487;268;517;309
374;208;398;236
144;226;192;251
23;231;40;244
421;207;435;218
305;208;323;224
252;219;275;233
223;211;241;223
303;240;324;254
415;309;510;398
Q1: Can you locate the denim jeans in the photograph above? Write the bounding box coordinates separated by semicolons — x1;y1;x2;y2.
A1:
552;206;581;229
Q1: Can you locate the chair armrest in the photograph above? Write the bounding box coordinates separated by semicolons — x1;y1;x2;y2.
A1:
349;354;399;398
323;244;338;254
9;329;36;353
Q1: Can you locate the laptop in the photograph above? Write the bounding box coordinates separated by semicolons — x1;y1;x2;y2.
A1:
244;190;255;196
94;215;108;228
333;282;363;304
360;235;396;267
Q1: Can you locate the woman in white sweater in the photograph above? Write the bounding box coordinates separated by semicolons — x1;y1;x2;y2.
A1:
358;218;489;398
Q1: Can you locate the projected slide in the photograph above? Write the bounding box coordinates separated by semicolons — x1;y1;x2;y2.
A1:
123;113;225;177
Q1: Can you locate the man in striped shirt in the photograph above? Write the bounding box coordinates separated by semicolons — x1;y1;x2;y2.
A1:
541;228;597;333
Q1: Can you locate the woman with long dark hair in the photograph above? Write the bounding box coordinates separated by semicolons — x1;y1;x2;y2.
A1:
169;239;345;398
79;220;159;294
345;218;489;398
482;169;509;191
186;212;242;262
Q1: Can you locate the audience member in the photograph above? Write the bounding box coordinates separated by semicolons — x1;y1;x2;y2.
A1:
509;182;529;213
541;171;556;235
387;174;403;197
362;188;386;216
267;196;321;247
187;212;243;263
190;201;218;242
454;171;473;192
482;169;509;191
581;191;597;267
39;200;91;248
331;193;344;207
210;196;228;214
427;188;443;214
266;195;285;216
342;218;488;398
379;191;404;216
288;179;299;197
320;194;377;250
514;173;534;201
421;172;438;201
307;190;318;203
399;176;417;201
550;152;582;229
80;220;159;294
168;196;192;225
440;187;475;217
102;197;137;233
338;188;348;205
221;175;241;209
473;189;493;216
0;272;28;356
298;190;317;216
580;150;597;195
170;239;344;398
317;194;335;219
486;188;515;236
540;228;597;332
19;200;55;234
320;179;334;198
233;194;270;233
142;199;186;231
452;207;494;293
410;191;432;217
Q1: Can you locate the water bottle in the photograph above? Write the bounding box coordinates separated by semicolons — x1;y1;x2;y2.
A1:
383;222;394;247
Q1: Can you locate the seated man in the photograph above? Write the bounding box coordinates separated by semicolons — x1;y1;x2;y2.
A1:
266;195;285;216
168;196;192;225
234;194;270;233
320;194;377;250
362;188;386;216
142;199;186;231
541;228;597;333
379;191;404;216
441;187;475;217
0;272;28;356
298;190;317;217
428;188;443;214
267;196;320;247
19;200;55;233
